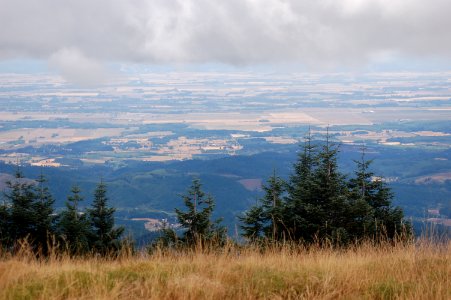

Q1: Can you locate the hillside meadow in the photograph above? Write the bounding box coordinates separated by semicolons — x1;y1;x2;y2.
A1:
0;240;449;299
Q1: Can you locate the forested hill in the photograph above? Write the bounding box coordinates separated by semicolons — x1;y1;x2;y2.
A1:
0;142;450;240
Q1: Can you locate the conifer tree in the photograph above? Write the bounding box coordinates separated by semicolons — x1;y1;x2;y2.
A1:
0;201;10;249
285;129;319;240
241;133;410;246
5;171;38;246
240;172;286;241
285;130;351;243
1;168;56;253
33;172;56;254
314;131;350;243
175;179;226;247
346;148;376;240
88;180;124;255
288;129;317;202
239;205;264;241
58;185;91;255
260;171;286;240
348;148;410;240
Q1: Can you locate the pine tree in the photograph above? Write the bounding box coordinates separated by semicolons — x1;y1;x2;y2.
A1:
348;147;411;241
33;172;56;255
314;131;350;243
2;168;56;253
58;185;91;255
88;180;124;255
0;201;10;249
5;171;38;247
346;148;375;240
240;172;287;242
241;134;411;246
174;179;226;247
260;171;286;240
285;129;319;240
239;205;264;241
288;128;317;202
285;130;350;243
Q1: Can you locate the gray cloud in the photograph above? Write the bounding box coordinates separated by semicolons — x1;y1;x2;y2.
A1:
1;0;450;69
48;47;109;86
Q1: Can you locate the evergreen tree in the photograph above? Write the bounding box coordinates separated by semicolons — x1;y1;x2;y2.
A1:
285;130;350;243
0;201;10;249
240;172;286;241
33;172;56;255
347;148;376;240
288;129;317;202
58;185;91;255
1;168;56;253
313;132;350;243
5;171;38;247
349;147;411;240
241;132;409;246
174;179;226;247
239;205;264;241
285;129;319;240
260;171;286;240
88;180;124;255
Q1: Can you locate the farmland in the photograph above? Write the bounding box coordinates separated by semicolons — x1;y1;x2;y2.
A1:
0;71;450;165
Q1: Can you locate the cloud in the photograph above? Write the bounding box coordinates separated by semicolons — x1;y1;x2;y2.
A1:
0;0;450;70
49;48;109;86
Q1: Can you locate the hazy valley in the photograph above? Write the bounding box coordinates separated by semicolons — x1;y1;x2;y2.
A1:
0;71;450;242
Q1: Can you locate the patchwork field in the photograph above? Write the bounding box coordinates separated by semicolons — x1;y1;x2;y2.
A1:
0;128;126;147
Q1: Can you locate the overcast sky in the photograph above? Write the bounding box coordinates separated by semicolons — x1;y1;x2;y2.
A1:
1;0;451;83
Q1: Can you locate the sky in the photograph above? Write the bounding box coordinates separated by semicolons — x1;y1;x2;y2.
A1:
1;0;451;84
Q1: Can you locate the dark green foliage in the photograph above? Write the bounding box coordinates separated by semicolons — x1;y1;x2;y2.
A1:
239;205;264;241
313;135;351;243
0;202;10;249
88;181;124;255
171;179;226;247
33;173;56;255
6;175;37;244
2;170;56;252
347;153;375;237
240;172;286;241
260;172;286;240
285;130;320;241
0;170;124;256
57;185;91;255
348;149;411;240
241;133;411;245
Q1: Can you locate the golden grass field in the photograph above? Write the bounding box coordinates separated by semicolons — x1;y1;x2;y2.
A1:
0;241;449;300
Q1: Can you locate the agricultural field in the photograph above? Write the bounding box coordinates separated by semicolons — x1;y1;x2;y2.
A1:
0;71;450;164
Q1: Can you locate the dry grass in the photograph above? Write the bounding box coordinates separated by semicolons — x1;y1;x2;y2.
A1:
0;241;449;300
